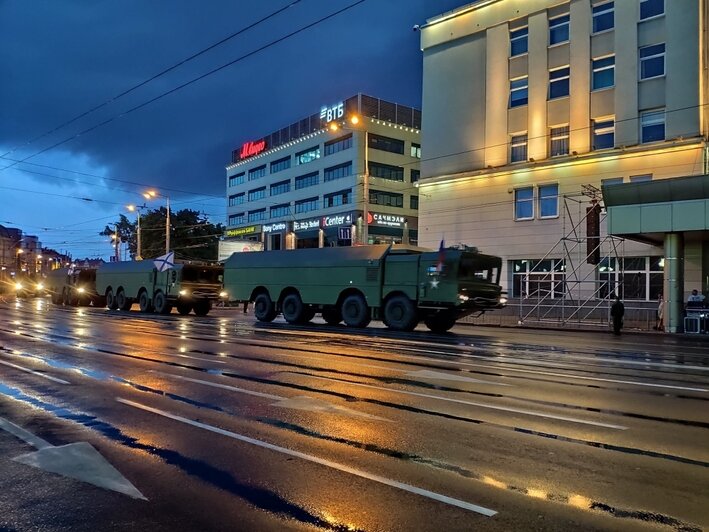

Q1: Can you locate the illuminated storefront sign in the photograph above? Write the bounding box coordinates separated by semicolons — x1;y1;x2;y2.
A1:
293;218;321;231
263;222;287;233
225;225;261;238
320;101;344;123
239;139;267;160
368;212;405;228
322;213;352;227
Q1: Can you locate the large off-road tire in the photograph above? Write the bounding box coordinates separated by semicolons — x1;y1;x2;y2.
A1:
281;293;305;324
321;307;342;325
193;300;211;317
253;293;277;322
424;311;457;333
153;291;172;315
116;289;131;311
106;288;119;310
176;301;192;315
51;291;61;305
341;294;371;328
139;291;153;313
383;295;418;331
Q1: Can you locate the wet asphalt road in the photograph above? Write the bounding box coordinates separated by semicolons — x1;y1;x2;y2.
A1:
0;298;708;532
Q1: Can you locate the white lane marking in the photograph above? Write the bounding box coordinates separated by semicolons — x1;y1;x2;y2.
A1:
117;398;496;516
405;370;509;386
306;376;627;430
0;416;146;500
151;371;388;420
385;348;709;393
0;359;70;385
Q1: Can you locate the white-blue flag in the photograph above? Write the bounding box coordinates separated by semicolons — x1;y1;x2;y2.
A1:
153;251;175;272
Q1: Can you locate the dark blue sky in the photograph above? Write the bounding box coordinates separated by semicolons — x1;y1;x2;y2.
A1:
0;0;465;259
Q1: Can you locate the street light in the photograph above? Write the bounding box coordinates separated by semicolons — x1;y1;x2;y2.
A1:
144;190;170;254
126;203;147;260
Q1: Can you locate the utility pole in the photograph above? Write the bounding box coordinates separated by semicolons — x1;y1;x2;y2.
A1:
166;196;171;254
114;224;120;262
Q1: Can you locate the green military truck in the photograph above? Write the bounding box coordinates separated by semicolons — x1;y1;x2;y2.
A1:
223;244;505;333
46;267;103;306
95;261;225;316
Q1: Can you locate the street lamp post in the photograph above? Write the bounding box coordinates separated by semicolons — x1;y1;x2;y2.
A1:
144;190;170;254
127;203;147;260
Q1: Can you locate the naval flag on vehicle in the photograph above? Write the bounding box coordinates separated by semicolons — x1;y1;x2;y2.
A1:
436;239;445;272
153;251;175;272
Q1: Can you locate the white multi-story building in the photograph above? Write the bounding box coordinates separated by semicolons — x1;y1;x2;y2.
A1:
225;94;422;250
418;0;708;307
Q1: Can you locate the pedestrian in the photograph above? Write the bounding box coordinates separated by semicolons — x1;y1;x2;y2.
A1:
243;299;249;314
687;289;705;307
655;294;664;331
610;297;625;335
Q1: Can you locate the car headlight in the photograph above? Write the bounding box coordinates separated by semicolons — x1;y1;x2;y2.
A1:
15;282;23;290
458;294;469;302
499;297;508;305
219;291;228;298
77;287;86;293
179;289;188;296
36;283;44;290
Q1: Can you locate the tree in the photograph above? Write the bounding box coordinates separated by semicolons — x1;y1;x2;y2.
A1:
100;209;224;262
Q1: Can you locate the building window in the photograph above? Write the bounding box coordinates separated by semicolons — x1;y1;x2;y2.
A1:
324;161;352;182
270;156;291;173
248;187;266;201
324;189;351;208
410;169;420;183
410;143;421;158
248;165;266;181
295;171;319;190
248;209;266;223
228;193;245;207
510;76;528;108
592;56;615;90
294;196;319;214
592;2;614;33
639;43;665;79
228;213;245;226
601;177;624;187
512;259;566;298
515;187;534;220
270;180;290;196
228;172;244;187
410;195;419;210
549;126;569;157
640;0;663;20
368;133;405;155
592;118;615;150
510;134;528;163
641;109;665;143
324;134;352;156
295;146;320;165
369;190;403;208
630;174;652;183
270;203;290;218
599;256;663;301
549;14;569;45
510;26;528;56
549;66;570;99
369;162;404;181
538;184;559;218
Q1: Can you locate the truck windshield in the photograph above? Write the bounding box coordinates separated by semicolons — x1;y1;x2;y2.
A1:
182;267;222;284
459;256;500;284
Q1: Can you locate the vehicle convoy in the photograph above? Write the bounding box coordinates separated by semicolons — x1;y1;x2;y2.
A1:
223;244;505;333
10;275;46;299
95;261;225;316
45;267;104;306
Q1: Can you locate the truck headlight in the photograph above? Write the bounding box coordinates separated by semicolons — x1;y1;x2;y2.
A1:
36;282;44;290
499;297;508;305
77;287;86;293
15;282;23;290
219;291;228;298
179;289;188;296
458;294;469;302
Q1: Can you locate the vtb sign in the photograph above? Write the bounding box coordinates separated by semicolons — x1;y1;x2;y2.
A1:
239;139;267;160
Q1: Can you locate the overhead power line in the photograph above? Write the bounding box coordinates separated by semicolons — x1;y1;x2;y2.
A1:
0;0;367;174
0;0;303;162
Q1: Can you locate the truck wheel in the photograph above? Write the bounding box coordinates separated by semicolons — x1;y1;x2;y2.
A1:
321;307;342;325
106;289;119;310
116;289;131;311
424;311;457;333
282;293;305;324
51;291;61;305
176;301;192;315
153;291;172;315
193;300;211;316
383;295;418;331
254;293;277;322
341;294;370;328
139;291;153;313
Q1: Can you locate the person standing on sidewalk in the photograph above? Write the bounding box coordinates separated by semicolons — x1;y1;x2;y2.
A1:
611;297;625;335
655;294;664;331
